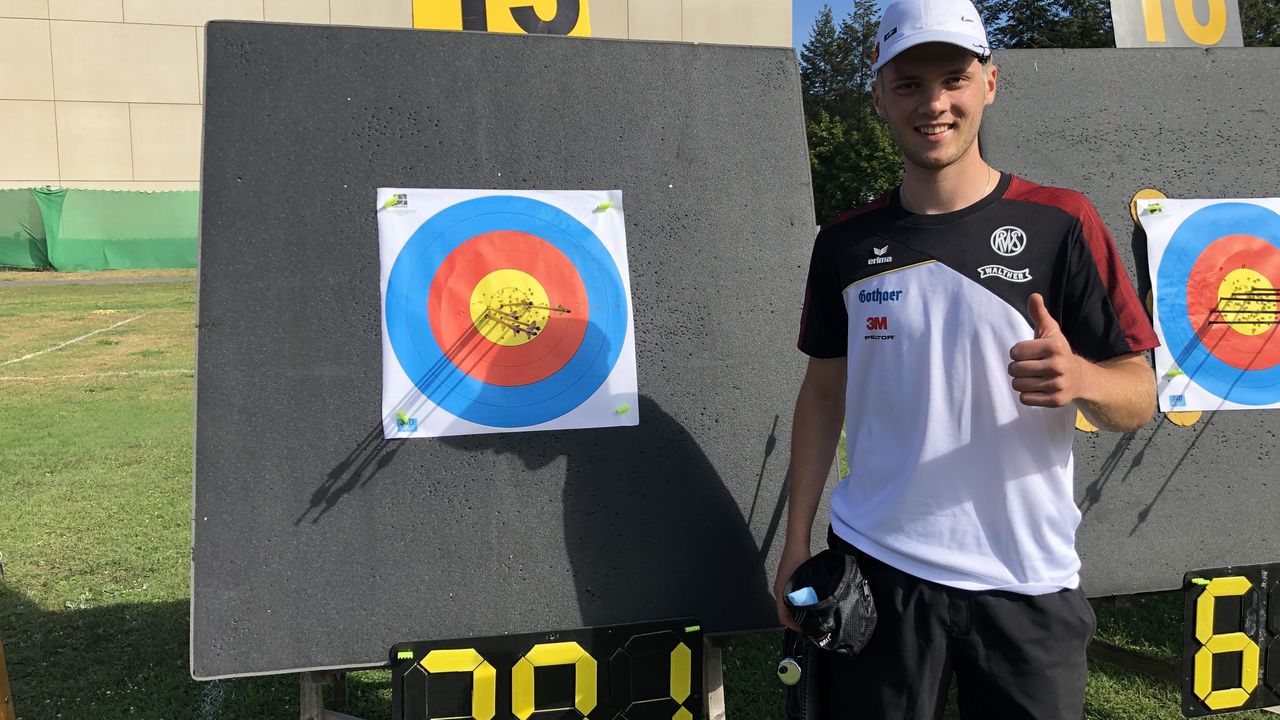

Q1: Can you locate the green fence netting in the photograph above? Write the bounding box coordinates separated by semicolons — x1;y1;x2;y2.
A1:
33;188;199;271
0;189;51;269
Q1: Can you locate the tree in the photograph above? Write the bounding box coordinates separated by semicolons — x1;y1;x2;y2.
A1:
981;0;1062;48
799;3;901;223
1241;0;1280;46
1048;0;1114;47
977;0;1114;49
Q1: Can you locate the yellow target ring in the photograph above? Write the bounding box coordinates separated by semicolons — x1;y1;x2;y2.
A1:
1217;268;1275;336
469;269;551;347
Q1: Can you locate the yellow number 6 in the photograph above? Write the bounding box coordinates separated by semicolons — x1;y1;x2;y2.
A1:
1193;576;1261;710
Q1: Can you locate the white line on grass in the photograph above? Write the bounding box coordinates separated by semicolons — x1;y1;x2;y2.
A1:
0;314;144;368
0;368;192;382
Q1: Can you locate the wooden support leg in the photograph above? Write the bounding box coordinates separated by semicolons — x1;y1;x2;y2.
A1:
299;671;326;720
704;638;727;720
299;671;365;720
1;629;15;720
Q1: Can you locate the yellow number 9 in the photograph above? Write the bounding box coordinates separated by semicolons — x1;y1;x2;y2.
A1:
1194;576;1261;710
512;641;598;719
419;648;498;720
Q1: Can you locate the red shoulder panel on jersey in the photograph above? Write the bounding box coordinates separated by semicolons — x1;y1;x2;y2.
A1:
1005;176;1159;352
821;191;892;231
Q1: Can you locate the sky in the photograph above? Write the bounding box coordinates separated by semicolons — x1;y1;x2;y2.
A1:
792;0;890;52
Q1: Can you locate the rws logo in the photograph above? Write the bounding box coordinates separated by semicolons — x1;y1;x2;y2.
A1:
414;0;591;36
990;226;1027;256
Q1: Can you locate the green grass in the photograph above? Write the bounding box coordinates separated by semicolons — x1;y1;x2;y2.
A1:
1;277;1275;719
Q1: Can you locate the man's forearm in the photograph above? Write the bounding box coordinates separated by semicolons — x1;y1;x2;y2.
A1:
1076;353;1156;432
784;376;845;546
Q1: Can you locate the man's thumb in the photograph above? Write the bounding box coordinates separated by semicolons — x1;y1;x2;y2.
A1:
1028;293;1058;338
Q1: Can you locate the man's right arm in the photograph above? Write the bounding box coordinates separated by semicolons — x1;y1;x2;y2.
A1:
774;354;847;629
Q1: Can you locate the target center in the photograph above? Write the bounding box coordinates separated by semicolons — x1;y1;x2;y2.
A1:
1216;269;1277;336
470;269;552;347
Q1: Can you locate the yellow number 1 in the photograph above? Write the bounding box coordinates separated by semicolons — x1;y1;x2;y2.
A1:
1193;576;1261;710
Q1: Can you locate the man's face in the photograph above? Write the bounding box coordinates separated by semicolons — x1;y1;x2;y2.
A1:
872;42;997;173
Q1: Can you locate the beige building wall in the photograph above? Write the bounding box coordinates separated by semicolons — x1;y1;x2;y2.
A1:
0;0;790;191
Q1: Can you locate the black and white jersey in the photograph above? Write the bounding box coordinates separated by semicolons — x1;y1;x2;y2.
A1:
799;173;1158;594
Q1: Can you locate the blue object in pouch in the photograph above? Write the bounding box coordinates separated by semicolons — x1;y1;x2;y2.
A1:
787;586;819;607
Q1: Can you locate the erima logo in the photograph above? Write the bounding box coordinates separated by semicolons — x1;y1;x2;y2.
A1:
978;265;1032;282
867;246;893;265
961;15;975;22
990;226;1027;256
857;288;903;304
883;27;898;41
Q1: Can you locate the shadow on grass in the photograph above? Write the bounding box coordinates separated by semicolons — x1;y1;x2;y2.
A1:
0;587;395;719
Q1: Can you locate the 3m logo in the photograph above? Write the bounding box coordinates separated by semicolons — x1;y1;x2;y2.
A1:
990;226;1027;256
866;316;888;331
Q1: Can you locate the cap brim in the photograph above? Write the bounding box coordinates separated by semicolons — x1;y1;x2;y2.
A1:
872;30;991;74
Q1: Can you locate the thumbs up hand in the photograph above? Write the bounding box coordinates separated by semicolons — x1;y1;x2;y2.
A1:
1008;293;1083;408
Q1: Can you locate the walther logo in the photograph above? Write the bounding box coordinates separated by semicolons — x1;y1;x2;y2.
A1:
990;226;1027;256
978;265;1032;282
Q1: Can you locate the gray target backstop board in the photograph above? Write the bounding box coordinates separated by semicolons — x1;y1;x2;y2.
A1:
193;22;815;679
983;48;1280;599
194;30;1280;680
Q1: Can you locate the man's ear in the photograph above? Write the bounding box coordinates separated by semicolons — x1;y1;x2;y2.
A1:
872;76;886;118
984;63;998;107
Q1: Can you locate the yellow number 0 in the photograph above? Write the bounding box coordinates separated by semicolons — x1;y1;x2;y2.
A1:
419;648;498;720
1142;0;1229;44
1193;576;1261;710
512;641;597;719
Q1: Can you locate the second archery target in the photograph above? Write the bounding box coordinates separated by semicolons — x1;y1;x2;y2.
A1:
1141;198;1280;411
377;189;638;437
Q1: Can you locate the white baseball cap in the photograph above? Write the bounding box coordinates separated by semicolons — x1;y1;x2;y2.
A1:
871;0;992;75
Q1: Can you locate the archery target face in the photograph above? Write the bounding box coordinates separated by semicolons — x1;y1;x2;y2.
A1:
377;189;638;437
1141;199;1280;411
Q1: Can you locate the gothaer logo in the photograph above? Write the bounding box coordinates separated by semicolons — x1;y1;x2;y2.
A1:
867;245;893;265
990;226;1027;256
978;264;1032;282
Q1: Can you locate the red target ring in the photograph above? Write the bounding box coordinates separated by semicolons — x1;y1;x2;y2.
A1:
1186;234;1280;371
427;230;589;387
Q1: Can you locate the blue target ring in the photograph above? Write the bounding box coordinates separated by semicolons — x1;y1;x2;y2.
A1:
1157;202;1280;406
385;196;627;427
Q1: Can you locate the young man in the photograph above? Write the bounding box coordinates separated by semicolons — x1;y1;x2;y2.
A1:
775;1;1159;717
